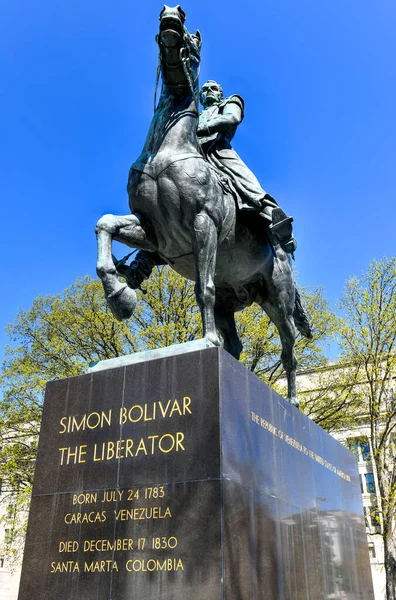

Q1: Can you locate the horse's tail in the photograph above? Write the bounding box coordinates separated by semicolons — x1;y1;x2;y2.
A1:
293;288;313;339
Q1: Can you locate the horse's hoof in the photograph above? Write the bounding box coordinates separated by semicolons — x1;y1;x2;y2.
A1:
106;285;137;321
205;333;221;347
288;396;300;409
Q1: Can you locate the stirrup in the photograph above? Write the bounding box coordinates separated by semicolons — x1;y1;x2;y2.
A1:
113;251;156;291
282;237;297;256
268;208;297;257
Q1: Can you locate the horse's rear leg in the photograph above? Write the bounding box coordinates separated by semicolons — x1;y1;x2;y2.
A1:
193;212;220;347
214;301;243;359
95;213;156;321
260;299;298;406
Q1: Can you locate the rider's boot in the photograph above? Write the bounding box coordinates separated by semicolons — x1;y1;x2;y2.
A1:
114;250;161;290
261;205;297;255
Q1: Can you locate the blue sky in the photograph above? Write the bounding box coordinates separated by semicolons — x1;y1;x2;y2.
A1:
1;0;395;360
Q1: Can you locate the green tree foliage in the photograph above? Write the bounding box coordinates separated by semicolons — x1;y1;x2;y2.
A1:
0;270;332;568
132;267;201;349
300;257;396;599
236;286;338;387
299;363;364;433
339;258;396;600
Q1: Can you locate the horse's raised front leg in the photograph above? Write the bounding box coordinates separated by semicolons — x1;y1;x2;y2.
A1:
193;212;220;347
95;213;156;321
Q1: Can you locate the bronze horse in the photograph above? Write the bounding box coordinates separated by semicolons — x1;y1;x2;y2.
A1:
95;5;312;405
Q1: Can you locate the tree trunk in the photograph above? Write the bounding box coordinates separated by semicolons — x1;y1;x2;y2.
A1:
384;526;396;600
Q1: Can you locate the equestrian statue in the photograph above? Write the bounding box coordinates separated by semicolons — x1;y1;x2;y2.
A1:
95;5;312;406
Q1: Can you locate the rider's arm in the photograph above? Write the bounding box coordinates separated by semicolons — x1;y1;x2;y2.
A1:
198;95;244;136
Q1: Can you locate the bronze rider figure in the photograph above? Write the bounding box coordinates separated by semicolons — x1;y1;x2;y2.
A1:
116;80;296;288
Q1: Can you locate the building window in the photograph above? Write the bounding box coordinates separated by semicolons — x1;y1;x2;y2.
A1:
0;557;4;569
365;473;376;494
348;440;359;457
368;544;376;559
347;437;371;462
360;441;371;461
359;475;364;494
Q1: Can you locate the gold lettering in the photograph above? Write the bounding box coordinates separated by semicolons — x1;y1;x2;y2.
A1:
59;447;68;465
251;411;260;424
251;410;352;483
125;558;183;572
169;399;182;417
143;403;153;421
147;559;156;571
59;445;87;465
64;511;106;525
93;443;104;462
107;441;115;460
119;397;192;424
50;561;80;573
148;435;158;454
73;493;97;505
158;433;175;453
58;541;79;553
119;407;127;425
135;438;148;456
58;411;112;434
101;410;112;428
84;560;118;573
183;396;192;414
129;405;144;422
83;538;134;552
84;411;112;430
176;431;185;451
113;506;171;521
79;445;87;463
158;399;171;418
126;438;134;456
86;412;100;429
127;488;139;500
71;415;86;432
116;439;125;459
59;417;67;434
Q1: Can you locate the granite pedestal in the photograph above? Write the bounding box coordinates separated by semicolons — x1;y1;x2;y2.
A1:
18;346;375;599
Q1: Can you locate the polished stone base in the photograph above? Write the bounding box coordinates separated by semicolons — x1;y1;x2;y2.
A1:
18;347;374;599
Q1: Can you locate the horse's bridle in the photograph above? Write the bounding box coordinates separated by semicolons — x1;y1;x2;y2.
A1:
154;26;201;111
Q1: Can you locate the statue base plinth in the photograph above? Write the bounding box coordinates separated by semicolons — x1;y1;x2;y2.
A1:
18;347;374;599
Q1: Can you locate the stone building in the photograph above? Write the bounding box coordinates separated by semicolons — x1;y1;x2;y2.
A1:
331;425;386;600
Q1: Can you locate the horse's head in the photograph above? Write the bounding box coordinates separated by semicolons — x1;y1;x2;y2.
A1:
156;5;201;102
